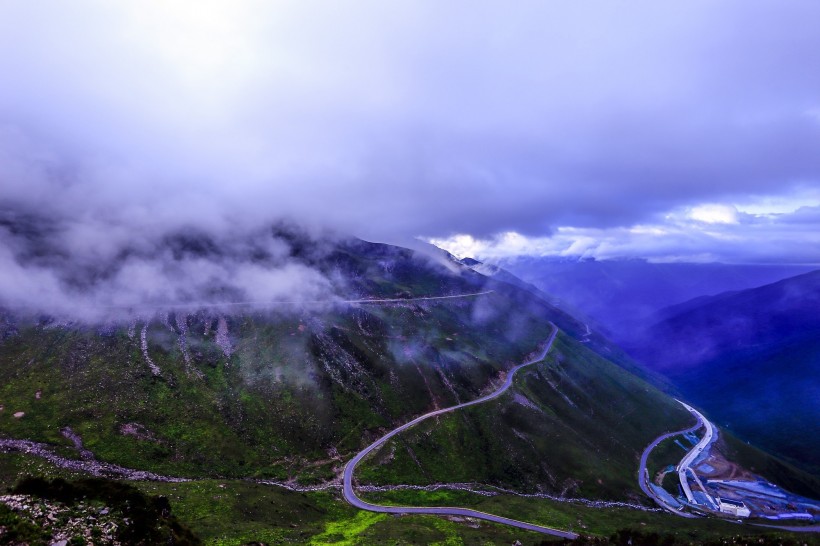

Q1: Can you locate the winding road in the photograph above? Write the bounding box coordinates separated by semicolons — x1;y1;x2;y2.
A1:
675;402;717;509
90;290;495;311
637;401;704;517
638;404;820;534
342;325;579;540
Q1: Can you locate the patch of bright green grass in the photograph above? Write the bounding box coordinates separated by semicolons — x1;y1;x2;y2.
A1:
309;510;387;545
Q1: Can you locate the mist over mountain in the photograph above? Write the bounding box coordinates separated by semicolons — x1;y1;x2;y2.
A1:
0;233;700;495
497;257;816;342
2;2;820;541
0;208;350;322
5;2;820;266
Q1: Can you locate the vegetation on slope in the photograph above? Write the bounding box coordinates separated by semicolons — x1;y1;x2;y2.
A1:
1;237;816;543
0;235;578;483
3;453;816;545
357;333;693;501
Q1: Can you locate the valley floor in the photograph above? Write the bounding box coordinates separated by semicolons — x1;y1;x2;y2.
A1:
640;404;819;531
3;449;818;545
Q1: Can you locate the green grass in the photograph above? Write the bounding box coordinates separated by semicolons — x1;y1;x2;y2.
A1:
0;302;557;484
1;272;817;544
4;439;819;545
137;480;341;544
645;436;689;491
358;333;694;501
0;452;90;487
309;510;387;545
718;430;820;499
131;480;564;545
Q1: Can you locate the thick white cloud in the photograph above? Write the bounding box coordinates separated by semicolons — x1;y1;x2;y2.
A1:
1;1;820;261
687;204;739;225
431;199;820;264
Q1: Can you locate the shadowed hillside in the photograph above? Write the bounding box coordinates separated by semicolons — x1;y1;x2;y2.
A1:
630;270;820;475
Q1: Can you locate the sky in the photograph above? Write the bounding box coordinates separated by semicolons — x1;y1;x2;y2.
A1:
2;0;820;282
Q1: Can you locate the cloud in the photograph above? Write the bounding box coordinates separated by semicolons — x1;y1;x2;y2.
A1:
687;204;739;225
0;207;339;321
431;201;820;264
1;0;820;308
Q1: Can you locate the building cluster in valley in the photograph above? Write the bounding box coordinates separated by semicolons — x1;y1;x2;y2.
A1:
652;404;818;523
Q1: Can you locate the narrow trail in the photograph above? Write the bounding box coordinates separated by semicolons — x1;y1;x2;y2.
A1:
342;325;580;540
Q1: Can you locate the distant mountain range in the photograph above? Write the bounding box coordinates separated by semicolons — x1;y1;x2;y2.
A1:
497;257;816;344
497;256;819;476
629;270;820;475
2;228;819;541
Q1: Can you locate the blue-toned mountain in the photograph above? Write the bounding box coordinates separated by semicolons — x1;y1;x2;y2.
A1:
631;270;820;475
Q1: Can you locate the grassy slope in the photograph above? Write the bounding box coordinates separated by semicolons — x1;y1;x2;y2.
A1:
3;453;817;545
1;237;817;542
0;452;555;545
0;291;555;481
357;333;693;501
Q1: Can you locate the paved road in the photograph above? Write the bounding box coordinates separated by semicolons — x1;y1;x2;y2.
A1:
89;291;495;311
639;406;820;533
342;326;579;540
347;291;495;305
637;402;704;517
676;402;717;509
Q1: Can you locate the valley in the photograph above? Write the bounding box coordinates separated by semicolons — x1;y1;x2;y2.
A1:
4;4;820;543
630;270;820;477
0;236;818;544
342;326;579;539
641;403;819;524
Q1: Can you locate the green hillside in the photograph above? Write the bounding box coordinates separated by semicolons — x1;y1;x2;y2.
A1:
1;237;817;543
356;332;692;501
633;269;820;475
0;294;556;481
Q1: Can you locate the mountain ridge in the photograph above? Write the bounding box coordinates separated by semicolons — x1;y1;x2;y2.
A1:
629;269;820;475
1;233;818;542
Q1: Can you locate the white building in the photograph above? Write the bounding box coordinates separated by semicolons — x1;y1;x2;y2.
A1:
717;497;751;518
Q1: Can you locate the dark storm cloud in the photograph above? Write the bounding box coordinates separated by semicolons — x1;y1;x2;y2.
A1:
1;0;820;278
